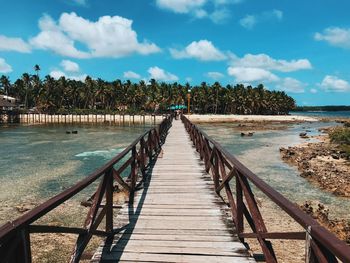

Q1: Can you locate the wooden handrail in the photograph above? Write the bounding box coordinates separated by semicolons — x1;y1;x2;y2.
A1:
181;114;350;263
0;114;173;262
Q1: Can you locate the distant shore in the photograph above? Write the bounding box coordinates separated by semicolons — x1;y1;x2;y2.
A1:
187;114;319;123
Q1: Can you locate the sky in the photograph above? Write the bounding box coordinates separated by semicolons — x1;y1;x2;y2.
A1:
0;0;350;106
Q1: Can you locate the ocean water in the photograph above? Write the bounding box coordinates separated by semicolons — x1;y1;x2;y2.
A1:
291;111;350;118
0;123;151;224
199;121;350;220
0;120;349;226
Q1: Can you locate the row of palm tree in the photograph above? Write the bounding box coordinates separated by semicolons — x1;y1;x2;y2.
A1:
0;72;296;115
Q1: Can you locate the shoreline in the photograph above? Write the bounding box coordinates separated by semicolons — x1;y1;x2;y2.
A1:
187;114;319;123
280;133;350;197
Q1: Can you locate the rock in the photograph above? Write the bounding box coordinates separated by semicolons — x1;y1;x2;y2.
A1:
241;132;254;137
331;154;339;160
72;130;78;134
299;132;309;138
66;131;71;134
15;205;31;213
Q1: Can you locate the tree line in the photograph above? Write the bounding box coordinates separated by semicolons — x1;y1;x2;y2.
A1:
0;71;296;115
294;106;350;112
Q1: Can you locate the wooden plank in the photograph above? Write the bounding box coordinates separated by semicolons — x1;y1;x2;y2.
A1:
92;252;255;263
104;233;237;242
91;119;255;262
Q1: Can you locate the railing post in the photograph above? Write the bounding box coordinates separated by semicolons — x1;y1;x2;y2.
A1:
148;132;153;160
15;227;32;263
305;226;312;263
105;169;114;234
236;171;244;238
130;146;137;193
140;138;146;179
213;149;220;190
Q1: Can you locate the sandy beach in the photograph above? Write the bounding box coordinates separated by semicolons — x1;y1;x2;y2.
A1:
186;114;319;123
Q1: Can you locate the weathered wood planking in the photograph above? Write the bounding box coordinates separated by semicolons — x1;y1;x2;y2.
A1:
91;119;255;262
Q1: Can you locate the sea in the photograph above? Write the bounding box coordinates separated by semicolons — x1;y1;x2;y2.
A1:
291;110;350;118
0;112;349;225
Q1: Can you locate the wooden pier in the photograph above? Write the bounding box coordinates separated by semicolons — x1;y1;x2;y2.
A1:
91;119;254;262
1;115;350;263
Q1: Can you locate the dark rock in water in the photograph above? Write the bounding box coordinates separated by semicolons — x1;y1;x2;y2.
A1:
72;130;78;134
241;132;254;137
299;132;309;138
305;130;312;132
66;131;71;134
331;154;339;160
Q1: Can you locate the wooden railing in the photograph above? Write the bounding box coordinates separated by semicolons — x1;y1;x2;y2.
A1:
182;115;350;263
0;115;172;263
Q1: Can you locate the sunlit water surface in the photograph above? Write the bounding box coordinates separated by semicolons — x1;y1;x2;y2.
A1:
1;120;349;225
199;121;350;220
0;123;151;224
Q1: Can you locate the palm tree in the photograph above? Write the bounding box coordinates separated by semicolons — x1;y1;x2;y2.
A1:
22;73;32;109
34;64;41;78
0;75;11;96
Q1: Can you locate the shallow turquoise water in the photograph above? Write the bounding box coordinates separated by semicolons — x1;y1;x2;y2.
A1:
0;123;150;216
199;121;350;220
291;111;350;118
1;121;349;225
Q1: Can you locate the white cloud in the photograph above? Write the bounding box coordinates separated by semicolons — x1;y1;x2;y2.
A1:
209;8;230;24
320;75;350;92
239;15;256;29
50;70;87;81
148;66;178;81
230;53;312;72
60;60;80;72
185;77;193;82
206;71;224;80
72;0;87;6
155;0;238;24
194;9;208;18
0;35;32;53
0;58;12;73
30;14;90;58
30;13;160;59
271;9;283;20
240;9;283;29
275;77;305;93
155;0;206;13
123;71;141;79
214;0;244;5
170;40;227;61
50;70;66;79
310;88;318;94
314;27;350;49
227;67;279;83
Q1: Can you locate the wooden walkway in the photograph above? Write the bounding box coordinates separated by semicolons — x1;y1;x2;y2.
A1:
91;119;255;262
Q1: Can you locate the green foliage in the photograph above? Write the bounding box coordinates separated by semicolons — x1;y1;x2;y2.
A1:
293;105;350;112
1;74;296;115
329;127;350;145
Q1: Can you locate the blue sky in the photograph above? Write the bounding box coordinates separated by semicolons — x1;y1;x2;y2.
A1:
0;0;350;105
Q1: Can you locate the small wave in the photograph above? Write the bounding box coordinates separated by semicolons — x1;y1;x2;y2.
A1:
75;148;123;159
